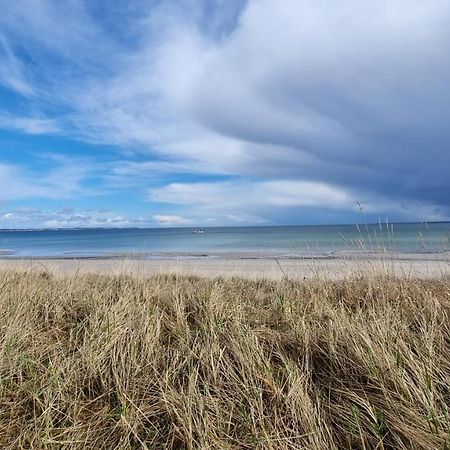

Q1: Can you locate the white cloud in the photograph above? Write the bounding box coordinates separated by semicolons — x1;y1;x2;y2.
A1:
148;179;356;224
149;179;448;224
0;207;150;229
150;180;353;208
152;214;192;225
0;207;195;229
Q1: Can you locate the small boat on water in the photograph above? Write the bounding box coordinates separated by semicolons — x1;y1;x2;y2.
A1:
192;229;205;234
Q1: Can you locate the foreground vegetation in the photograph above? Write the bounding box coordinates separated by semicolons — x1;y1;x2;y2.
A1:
0;271;450;449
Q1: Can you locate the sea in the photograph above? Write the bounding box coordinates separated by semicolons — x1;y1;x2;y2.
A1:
0;222;449;259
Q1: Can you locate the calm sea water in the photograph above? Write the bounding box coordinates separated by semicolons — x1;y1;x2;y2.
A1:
0;223;449;258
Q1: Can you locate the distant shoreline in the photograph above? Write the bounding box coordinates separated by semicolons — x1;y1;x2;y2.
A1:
0;220;449;232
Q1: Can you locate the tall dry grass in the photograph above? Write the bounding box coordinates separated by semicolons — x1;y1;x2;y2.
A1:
0;270;450;449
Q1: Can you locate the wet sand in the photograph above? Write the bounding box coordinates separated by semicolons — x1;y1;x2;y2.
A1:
0;254;448;280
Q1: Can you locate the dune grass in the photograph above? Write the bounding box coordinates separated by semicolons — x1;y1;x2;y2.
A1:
0;270;450;449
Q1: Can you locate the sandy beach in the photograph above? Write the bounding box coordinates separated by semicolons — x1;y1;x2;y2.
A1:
0;253;448;279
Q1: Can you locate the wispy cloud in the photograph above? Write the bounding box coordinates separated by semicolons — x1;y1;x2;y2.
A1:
0;33;34;96
0;159;95;202
0;113;59;134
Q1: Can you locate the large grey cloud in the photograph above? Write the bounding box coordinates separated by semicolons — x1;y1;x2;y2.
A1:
160;0;450;210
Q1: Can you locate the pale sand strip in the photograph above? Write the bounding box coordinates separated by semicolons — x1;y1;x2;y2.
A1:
0;257;448;280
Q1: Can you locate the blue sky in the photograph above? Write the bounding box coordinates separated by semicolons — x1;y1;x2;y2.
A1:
0;0;449;228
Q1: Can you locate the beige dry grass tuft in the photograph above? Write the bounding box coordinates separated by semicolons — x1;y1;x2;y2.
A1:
1;270;450;449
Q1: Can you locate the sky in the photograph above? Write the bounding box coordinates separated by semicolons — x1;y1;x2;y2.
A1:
0;0;449;228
